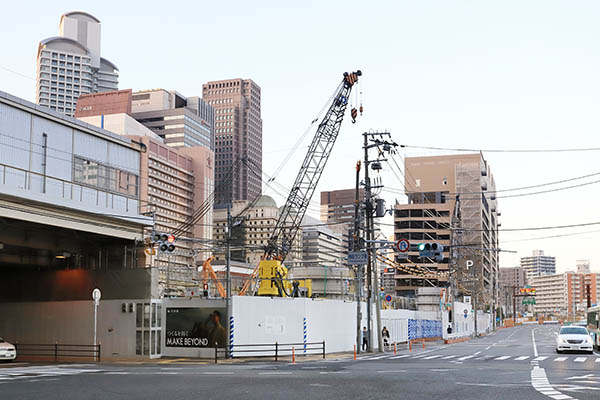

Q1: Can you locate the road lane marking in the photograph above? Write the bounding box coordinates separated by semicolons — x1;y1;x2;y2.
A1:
389;355;410;359
596;358;600;363
532;329;538;357
515;356;530;361
441;355;457;359
531;366;574;400
457;355;475;361
495;356;511;360
203;372;234;375
422;355;442;360
573;357;587;363
554;357;567;362
534;356;548;361
259;372;292;375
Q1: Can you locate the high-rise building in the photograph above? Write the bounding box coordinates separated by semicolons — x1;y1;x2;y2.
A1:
36;11;119;117
202;79;262;204
500;266;527;289
531;271;600;317
131;89;214;150
75;90;214;291
520;250;556;282
393;154;500;304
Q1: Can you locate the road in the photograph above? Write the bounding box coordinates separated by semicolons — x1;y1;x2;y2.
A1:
1;324;599;400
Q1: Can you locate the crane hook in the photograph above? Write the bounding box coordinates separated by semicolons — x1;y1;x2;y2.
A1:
351;107;358;123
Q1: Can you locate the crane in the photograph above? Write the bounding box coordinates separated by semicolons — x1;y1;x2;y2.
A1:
239;70;362;297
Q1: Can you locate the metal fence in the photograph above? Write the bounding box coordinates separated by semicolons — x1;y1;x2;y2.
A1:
214;341;326;363
14;343;101;361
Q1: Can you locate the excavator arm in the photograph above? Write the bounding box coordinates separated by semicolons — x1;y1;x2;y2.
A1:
202;256;227;298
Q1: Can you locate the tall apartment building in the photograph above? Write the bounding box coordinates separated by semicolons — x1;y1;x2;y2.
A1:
531;271;600;316
292;215;349;299
202;79;262;204
75;90;214;291
393;154;500;304
36;11;119;117
577;260;591;274
520;250;556;282
500;266;527;289
131;89;214;150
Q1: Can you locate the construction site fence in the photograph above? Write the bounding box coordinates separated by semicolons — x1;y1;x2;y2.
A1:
14;343;101;361
215;341;326;362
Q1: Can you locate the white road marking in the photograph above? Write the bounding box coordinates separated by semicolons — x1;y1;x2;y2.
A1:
422;355;442;360
573;357;587;363
441;355;457;359
515;356;530;361
389;355;410;359
495;356;511;360
458;355;475;361
531;366;574;400
554;357;567;362
534;356;549;361
532;329;539;357
203;372;234;375
259;372;292;375
596;358;600;363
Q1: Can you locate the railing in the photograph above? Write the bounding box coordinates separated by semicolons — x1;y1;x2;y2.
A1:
14;343;101;361
214;341;326;363
0;161;139;215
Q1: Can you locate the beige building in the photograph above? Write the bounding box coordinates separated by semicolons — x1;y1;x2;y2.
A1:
202;79;262;204
76;91;214;292
36;11;119;117
393;154;499;306
531;271;600;317
500;266;527;289
212;195;302;269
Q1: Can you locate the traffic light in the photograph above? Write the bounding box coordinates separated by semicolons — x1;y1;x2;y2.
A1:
203;283;209;297
154;232;176;254
418;242;444;262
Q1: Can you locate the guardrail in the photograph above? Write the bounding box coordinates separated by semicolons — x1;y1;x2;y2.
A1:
14;343;101;361
214;341;326;363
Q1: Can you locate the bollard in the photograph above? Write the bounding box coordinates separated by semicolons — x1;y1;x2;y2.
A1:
394;343;397;355
275;342;278;362
409;341;412;352
422;340;425;350
214;343;218;364
354;344;357;360
292;346;296;364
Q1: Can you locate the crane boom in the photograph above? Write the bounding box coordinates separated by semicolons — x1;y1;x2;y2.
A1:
266;70;362;260
239;70;361;296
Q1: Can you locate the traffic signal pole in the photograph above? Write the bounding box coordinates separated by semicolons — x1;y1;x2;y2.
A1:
354;161;362;354
226;204;232;358
363;133;373;352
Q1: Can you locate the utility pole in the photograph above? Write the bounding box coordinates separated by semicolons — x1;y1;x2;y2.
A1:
226;204;232;358
363;133;373;352
354;161;363;354
362;131;396;353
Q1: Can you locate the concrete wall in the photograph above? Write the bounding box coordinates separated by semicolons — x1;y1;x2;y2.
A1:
0;299;140;358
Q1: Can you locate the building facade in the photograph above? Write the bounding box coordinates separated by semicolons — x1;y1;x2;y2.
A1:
131;89;214;150
500;266;527;289
291;216;349;299
531;271;600;317
520;250;556;282
36;11;119;117
76;90;215;292
212;195;302;284
202;79;262;204
393;154;500;307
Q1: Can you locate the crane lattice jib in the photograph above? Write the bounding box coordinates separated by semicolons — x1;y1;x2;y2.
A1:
265;70;362;261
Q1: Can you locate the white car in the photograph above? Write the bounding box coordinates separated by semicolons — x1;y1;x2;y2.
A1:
556;326;594;354
0;338;16;362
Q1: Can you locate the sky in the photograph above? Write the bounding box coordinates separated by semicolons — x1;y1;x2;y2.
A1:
1;1;600;273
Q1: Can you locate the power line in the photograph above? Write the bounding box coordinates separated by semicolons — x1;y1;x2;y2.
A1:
399;144;600;153
500;229;600;243
378;220;600;232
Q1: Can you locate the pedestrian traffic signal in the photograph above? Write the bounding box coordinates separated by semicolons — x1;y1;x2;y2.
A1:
203;283;209;297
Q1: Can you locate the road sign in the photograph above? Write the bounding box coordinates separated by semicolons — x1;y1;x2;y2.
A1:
348;251;368;265
385;294;393;302
463;309;468;319
92;288;101;304
396;239;410;253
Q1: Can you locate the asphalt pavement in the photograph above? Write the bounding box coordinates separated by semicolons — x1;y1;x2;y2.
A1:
1;324;599;400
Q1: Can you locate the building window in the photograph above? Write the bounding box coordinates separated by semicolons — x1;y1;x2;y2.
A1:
73;156;139;197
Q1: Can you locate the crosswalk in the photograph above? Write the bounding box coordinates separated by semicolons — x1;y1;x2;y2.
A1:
358;353;600;364
0;364;101;382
